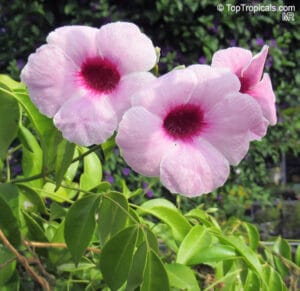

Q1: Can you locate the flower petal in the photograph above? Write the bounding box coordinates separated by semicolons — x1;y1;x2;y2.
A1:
110;72;156;122
247;73;277;125
21;44;78;117
54;94;117;146
132;68;197;118
241;45;269;87
116;107;172;176
96;22;156;74
211;47;252;76
187;65;240;111
202;92;266;165
160;141;229;197
47;25;99;67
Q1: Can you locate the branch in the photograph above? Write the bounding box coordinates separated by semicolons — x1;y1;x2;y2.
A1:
0;229;50;291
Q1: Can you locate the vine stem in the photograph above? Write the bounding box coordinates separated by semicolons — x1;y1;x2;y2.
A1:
0;229;50;291
24;241;101;254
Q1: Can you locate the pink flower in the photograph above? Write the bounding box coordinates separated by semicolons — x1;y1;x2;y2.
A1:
116;66;265;196
211;45;277;136
21;22;156;145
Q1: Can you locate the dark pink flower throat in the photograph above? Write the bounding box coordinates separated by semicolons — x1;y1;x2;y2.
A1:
163;104;205;140
79;57;120;94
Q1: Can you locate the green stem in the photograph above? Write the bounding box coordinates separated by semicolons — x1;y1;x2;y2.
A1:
6;156;11;182
72;144;104;163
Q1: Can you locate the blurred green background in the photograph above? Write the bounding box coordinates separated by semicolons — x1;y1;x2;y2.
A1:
1;0;299;238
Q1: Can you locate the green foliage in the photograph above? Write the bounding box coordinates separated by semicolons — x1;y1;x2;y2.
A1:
0;76;298;289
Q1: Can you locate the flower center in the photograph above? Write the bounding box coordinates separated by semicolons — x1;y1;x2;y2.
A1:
79;57;120;94
163;104;205;140
239;75;251;93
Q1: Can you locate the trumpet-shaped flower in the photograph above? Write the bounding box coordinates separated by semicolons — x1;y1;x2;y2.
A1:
21;22;156;145
116;66;265;196
211;45;277;135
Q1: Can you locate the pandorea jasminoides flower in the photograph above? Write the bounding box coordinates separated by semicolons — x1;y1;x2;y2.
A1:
211;45;277;136
21;22;156;145
116;66;265;196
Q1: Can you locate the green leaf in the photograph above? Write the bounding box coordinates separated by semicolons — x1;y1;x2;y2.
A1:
166;263;200;291
98;192;128;245
177;225;212;265
139;199;191;242
8;87;66;172
64;147;80;182
273;237;291;277
57;262;96;273
54;140;75;190
243;222;260;250
22;211;48;257
188;244;237;265
79;148;102;191
101;135;116;159
262;265;287;291
17;184;47;214
22;211;48;242
64;195;100;265
244;270;260;291
0;89;19;159
296;244;300;267
0;245;16;287
0;184;19;219
18;125;43;187
100;226;138;291
217;234;263;275
0;196;21;247
0;74;25;90
126;241;147;291
140;250;170;291
144;227;159;254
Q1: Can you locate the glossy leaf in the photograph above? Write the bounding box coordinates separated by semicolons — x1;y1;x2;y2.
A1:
0;184;19;219
244;270;260;291
126;241;147;291
140;199;191;242
55;140;75;190
0;245;16;286
17;184;47;214
100;226;138;291
79;148;102;191
273;237;291;277
243;222;260;250
144;227;159;254
0;74;25;90
18;125;43;187
296;244;300;267
177;225;212;265
98;192;128;245
140;250;169;291
166;263;200;291
217;234;263;275
0;196;21;246
64;195;100;265
64;147;80;182
0;89;19;159
22;210;48;244
188;244;237;265
262;265;287;291
11;88;62;170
